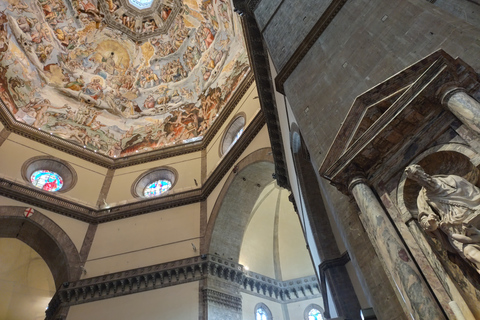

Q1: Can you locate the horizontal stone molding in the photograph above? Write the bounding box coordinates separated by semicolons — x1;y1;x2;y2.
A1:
0;111;266;223
0;73;254;170
241;270;321;303
46;255;320;319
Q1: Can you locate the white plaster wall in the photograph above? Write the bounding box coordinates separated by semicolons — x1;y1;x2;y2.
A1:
0;196;89;252
67;281;199;320
85;203;200;277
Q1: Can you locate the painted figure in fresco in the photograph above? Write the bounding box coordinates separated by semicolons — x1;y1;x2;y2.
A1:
106;0;118;12
83;78;104;100
17;16;37;33
161;7;172;21
143;95;155;109
65;75;85;91
8;0;32;13
0;0;250;159
405;164;480;273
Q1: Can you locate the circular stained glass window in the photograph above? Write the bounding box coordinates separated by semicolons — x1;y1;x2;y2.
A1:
143;179;172;197
30;170;64;192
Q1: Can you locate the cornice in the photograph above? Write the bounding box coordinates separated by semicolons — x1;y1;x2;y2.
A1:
46;255;320;319
235;2;290;190
0;73;254;170
0;110;266;223
274;0;348;94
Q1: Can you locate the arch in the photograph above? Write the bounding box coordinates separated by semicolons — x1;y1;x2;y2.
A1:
397;143;480;218
0;206;82;288
254;302;272;320
204;147;274;258
304;303;325;320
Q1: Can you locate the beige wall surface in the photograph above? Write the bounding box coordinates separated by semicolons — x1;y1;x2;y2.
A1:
0;196;89;252
206;84;261;176
239;182;277;278
286;298;324;320
278;189;315;280
107;155;202;204
0;135;107;206
67;281;199;320
0;238;56;320
85;203;200;276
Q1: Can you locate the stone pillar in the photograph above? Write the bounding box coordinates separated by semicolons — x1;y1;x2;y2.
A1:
349;176;446;320
443;89;480;135
202;262;242;320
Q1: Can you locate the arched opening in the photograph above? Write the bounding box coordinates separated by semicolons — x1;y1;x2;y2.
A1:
206;148;275;259
0;207;82;288
0;238;56;320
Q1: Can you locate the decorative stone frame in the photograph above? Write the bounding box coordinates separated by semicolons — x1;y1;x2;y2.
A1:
131;166;178;198
254;302;272;320
219;112;246;156
21;156;77;193
303;303;324;320
397;144;480;221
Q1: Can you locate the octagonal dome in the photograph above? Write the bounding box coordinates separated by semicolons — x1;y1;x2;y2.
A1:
0;0;249;162
128;0;155;10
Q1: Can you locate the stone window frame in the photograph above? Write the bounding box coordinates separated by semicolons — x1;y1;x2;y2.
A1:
131;166;178;198
219;112;246;157
21;156;77;193
303;303;325;320
254;302;273;320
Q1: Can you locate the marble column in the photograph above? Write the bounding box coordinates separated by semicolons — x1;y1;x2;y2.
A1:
349;176;446;320
443;89;480;135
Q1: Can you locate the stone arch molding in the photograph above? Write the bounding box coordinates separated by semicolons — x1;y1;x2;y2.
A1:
205;147;275;259
0;206;82;288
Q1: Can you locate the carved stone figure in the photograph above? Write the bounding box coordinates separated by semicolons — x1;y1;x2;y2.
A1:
405;164;480;273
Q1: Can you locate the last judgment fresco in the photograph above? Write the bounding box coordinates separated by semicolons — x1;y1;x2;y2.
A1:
0;0;249;158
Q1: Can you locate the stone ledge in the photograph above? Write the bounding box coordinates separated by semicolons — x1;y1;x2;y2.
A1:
46;255;320;319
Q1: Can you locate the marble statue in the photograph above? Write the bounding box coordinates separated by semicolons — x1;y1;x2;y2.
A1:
405;164;480;273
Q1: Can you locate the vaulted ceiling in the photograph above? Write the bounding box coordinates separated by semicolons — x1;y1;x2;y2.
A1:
0;0;249;163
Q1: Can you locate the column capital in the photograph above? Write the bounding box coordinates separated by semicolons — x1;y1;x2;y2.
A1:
440;86;465;106
348;175;368;193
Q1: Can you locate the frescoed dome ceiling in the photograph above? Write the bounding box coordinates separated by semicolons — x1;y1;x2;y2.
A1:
0;0;249;160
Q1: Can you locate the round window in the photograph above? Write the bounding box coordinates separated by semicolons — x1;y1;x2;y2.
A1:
143;179;173;198
31;170;64;192
220;114;246;155
132;167;177;198
22;157;77;193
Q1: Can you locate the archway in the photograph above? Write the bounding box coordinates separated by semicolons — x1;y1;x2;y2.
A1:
0;206;82;288
205;148;275;260
0;238;56;320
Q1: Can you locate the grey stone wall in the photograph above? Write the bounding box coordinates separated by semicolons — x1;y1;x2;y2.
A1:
250;0;480;317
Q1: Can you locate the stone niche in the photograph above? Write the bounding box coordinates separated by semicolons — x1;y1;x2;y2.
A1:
320;50;480;319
